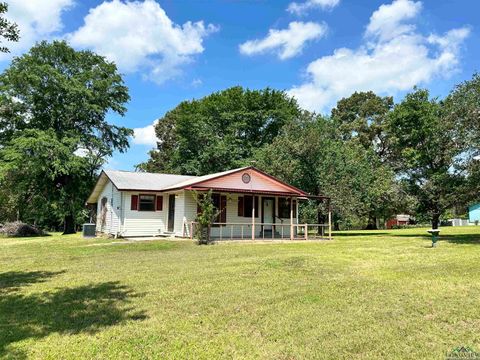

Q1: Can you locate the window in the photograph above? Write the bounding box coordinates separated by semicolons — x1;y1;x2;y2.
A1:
212;193;227;223
139;194;155;211
278;198;296;218
238;195;258;217
197;193;227;224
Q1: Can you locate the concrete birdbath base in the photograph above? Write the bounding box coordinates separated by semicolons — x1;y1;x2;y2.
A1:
427;229;440;247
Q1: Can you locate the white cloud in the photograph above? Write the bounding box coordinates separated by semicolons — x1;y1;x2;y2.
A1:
287;0;340;15
0;0;74;60
288;0;470;112
68;0;217;84
191;78;203;87
239;21;328;60
365;0;421;42
133;120;158;147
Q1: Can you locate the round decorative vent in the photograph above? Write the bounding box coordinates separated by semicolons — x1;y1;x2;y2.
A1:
242;173;251;184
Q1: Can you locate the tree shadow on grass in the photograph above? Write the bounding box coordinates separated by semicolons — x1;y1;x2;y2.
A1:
333;232;390;237
0;271;147;358
333;230;480;244
0;270;66;293
380;233;480;244
441;233;480;244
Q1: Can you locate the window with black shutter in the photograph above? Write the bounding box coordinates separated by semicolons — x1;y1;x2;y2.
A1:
139;194;155;211
241;195;259;218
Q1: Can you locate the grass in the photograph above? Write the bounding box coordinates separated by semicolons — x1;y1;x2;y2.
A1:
1;227;480;359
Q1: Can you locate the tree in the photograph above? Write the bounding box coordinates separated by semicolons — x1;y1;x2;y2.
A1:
331;91;393;159
443;73;480;209
331;91;396;228
386;88;466;229
0;130;93;229
255;112;399;230
138;86;301;175
0;41;132;233
445;73;480;152
0;2;19;53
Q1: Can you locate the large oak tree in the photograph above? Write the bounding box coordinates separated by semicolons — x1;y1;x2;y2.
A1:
138;86;301;175
0;41;132;233
386;88;467;229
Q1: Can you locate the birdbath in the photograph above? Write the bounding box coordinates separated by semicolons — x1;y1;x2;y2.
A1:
427;229;440;247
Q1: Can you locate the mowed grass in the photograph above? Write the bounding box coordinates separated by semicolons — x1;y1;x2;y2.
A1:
1;227;480;359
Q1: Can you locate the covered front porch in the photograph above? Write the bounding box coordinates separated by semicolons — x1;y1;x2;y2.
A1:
185;192;332;241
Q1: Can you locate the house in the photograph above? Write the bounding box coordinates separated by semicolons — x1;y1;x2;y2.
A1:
385;214;411;229
86;166;331;240
469;203;480;224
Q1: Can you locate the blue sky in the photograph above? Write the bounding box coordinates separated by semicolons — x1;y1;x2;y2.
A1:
1;0;478;170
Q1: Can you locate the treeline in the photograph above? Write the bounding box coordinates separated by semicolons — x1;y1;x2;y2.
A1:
139;80;480;230
0;41;479;232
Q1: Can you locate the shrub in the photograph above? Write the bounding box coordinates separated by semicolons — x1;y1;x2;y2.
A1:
0;221;45;237
193;190;220;245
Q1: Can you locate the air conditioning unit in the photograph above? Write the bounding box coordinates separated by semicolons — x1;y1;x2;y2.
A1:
82;223;96;238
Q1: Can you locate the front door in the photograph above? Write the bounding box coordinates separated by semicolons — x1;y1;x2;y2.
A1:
262;198;274;231
168;194;175;232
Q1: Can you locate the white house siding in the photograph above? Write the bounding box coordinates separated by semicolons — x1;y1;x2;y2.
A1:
183;190;198;238
96;186;299;238
183;191;298;239
121;191;168;237
96;180;121;235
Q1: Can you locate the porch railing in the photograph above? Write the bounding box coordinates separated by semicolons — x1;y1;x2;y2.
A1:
187;222;332;241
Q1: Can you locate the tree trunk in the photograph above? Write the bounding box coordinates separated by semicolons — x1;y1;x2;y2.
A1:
317;210;323;235
365;216;378;230
431;213;440;230
63;213;76;234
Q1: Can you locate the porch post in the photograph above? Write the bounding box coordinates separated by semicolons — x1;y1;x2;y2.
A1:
328;199;332;240
252;196;255;240
290;197;294;240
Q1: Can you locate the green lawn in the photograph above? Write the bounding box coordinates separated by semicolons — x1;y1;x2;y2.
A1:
1;227;480;359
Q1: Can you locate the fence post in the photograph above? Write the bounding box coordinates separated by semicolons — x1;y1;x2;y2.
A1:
305;224;308;240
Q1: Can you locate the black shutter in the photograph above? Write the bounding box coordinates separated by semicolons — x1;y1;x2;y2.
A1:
238;196;244;217
156;196;163;211
131;195;138;210
220;195;227;223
